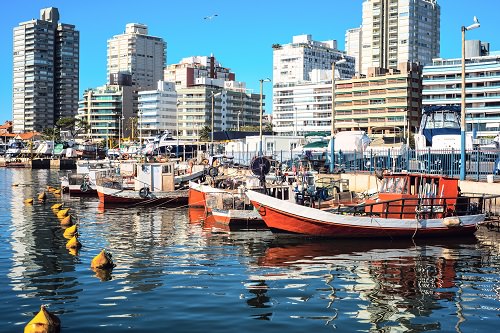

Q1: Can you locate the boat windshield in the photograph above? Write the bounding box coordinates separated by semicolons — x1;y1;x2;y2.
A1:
425;111;460;129
380;176;408;194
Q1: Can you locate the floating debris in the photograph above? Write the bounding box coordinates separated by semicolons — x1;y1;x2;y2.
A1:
91;249;115;270
24;305;60;333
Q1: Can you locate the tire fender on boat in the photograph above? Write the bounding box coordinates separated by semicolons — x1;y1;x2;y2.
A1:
443;216;461;227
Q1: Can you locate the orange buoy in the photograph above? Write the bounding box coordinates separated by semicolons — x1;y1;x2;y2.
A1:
56;208;69;218
24;305;60;333
63;224;77;239
59;215;73;226
38;192;46;201
65;235;81;249
91;249;115;269
51;203;63;210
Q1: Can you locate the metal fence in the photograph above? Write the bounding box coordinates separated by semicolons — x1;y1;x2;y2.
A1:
224;147;500;181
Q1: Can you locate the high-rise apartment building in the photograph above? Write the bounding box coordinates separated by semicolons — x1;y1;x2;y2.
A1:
422;52;500;138
138;81;177;137
107;23;166;90
77;84;135;142
12;7;79;133
346;0;440;75
165;55;261;140
273;34;355;84
345;27;363;75
164;55;235;88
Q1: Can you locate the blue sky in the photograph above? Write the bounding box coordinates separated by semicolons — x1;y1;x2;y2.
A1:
0;0;495;124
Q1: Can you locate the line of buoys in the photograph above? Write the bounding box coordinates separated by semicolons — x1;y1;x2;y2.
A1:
24;305;60;333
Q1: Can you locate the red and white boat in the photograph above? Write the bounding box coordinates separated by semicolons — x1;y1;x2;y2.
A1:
246;173;489;238
188;180;268;228
96;162;195;206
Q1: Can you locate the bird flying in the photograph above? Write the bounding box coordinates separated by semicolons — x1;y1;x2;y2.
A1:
204;14;218;20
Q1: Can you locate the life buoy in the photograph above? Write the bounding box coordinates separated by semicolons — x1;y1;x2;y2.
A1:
139;187;150;198
122;153;129;160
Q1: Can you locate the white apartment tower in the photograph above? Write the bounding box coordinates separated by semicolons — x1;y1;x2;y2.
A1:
349;0;440;75
107;23;166;90
273;34;355;84
345;27;363;75
138;81;177;137
13;7;79;133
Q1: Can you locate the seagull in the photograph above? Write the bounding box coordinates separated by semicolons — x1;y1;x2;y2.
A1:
204;14;218;20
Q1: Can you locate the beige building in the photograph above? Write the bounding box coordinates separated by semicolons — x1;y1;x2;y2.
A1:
176;85;261;140
107;23;166;90
346;0;440;75
335;62;422;141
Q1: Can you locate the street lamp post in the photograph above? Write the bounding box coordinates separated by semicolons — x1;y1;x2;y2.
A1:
210;91;221;156
294;107;298;136
139;110;143;154
259;78;271;156
329;58;346;173
237;111;241;131
176;100;181;158
460;17;480;180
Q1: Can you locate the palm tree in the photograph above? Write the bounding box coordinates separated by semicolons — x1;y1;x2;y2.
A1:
199;125;211;142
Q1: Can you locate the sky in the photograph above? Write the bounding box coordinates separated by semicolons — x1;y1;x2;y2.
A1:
0;0;497;124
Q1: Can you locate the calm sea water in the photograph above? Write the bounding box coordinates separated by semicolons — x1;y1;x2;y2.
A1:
1;168;500;332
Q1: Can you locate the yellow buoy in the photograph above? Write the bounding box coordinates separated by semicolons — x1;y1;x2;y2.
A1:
60;215;73;226
53;189;61;195
91;249;115;269
51;203;63;210
65;235;81;249
56;208;69;218
24;305;60;333
24;198;34;204
63;224;77;239
47;186;56;192
38;192;46;201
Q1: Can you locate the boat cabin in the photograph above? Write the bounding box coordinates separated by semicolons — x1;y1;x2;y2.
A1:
367;173;460;218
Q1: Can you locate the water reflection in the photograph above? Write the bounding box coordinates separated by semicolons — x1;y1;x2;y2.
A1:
248;236;488;331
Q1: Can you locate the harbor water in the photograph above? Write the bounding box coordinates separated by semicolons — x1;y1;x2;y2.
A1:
1;168;500;332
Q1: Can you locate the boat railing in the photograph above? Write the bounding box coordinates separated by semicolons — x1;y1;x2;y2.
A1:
338;194;500;219
205;185;290;211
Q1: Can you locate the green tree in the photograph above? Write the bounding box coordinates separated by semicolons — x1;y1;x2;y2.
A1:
199;125;211;142
41;127;61;141
56;117;89;138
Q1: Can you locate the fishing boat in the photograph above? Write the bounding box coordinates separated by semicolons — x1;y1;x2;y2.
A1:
96;162;204;206
246;172;491;238
61;159;123;195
